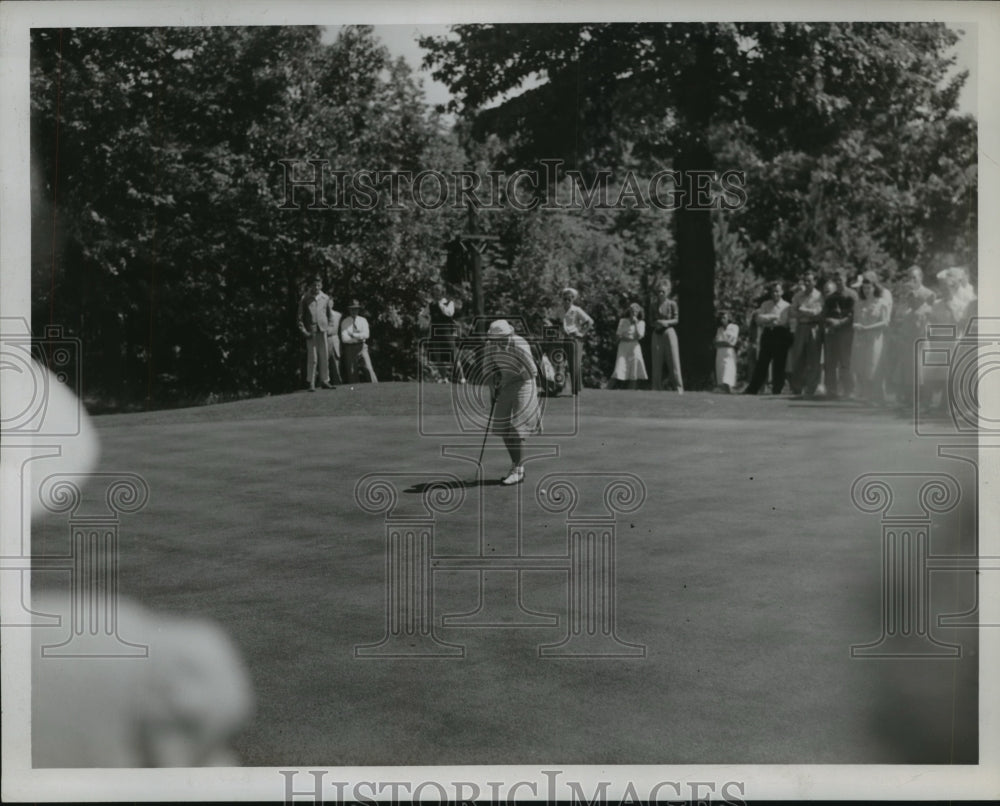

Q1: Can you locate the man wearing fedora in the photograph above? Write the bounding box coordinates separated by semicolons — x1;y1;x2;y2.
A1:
485;319;542;485
298;275;336;391
340;299;379;384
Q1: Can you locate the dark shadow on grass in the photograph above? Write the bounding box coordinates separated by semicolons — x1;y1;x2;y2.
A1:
788;403;882;410
403;479;503;493
757;394;866;405
786;397;895;410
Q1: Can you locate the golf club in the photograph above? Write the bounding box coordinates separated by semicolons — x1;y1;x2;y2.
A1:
470;386;498;484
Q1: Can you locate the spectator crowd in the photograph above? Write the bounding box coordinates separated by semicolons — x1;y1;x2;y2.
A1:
298;263;977;411
298;275;379;390
736;264;976;407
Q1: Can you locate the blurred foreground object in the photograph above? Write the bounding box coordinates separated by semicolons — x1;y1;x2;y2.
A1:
32;592;254;767
15;356;255;766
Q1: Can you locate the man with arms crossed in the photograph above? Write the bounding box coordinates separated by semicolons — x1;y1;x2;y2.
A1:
822;270;858;399
340;299;379;384
787;269;824;397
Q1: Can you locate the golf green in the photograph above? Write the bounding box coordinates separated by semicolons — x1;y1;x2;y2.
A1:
33;383;978;765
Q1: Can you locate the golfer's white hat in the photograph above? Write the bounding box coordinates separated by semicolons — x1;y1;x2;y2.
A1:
487;319;515;338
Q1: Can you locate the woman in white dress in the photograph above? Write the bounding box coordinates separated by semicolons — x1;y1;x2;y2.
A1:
610;303;647;389
649;279;683;392
714;310;739;392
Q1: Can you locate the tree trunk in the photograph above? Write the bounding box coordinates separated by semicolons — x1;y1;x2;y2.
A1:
674;140;716;390
287;267;302;388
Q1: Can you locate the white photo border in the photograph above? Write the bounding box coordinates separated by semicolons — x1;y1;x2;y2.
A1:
2;0;998;801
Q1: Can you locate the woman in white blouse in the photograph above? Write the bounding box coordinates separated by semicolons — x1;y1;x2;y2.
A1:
649;279;683;393
610;302;648;389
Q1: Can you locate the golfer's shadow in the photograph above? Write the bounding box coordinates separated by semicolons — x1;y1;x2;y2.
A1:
403;478;502;493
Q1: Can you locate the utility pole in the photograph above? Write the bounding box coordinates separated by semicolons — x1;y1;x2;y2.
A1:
445;208;497;334
465;204;496;332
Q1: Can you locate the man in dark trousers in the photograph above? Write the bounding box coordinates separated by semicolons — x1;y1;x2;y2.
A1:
821;270;858;399
786;269;825;397
298;275;336;391
744;282;792;394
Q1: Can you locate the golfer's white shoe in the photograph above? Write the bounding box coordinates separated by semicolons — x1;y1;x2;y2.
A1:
501;466;525;486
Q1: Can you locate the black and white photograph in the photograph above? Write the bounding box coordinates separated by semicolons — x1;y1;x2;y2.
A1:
1;0;998;801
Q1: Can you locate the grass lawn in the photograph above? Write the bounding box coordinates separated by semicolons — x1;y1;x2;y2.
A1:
33;382;978;765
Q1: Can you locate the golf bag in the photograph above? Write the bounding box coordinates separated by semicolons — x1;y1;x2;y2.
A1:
533;344;566;397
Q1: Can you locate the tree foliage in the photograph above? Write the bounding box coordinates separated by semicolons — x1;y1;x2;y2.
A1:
31;26;462;407
421;22;976;387
29;23;976;405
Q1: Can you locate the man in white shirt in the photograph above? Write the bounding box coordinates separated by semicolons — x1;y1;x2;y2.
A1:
743;282;792;394
786;270;824;396
552;287;594;395
340;300;379;384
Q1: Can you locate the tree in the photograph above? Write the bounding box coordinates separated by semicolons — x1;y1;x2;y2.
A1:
31;25;464;406
420;22;973;387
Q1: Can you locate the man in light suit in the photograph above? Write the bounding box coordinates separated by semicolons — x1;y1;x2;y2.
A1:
340;299;378;384
298;275;336;391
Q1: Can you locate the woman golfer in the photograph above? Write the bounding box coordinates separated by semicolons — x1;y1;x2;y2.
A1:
485;319;542;486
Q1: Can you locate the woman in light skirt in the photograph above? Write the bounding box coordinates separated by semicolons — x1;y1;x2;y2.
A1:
610;302;647;389
485;319;543;485
714;310;739;392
